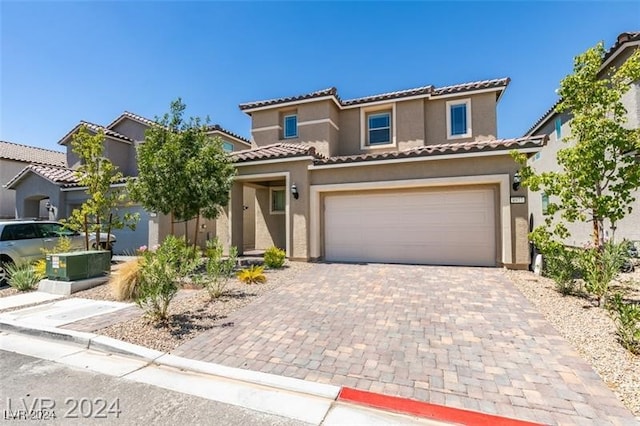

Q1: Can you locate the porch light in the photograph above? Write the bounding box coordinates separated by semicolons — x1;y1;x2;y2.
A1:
45;201;53;212
512;172;521;191
291;183;299;200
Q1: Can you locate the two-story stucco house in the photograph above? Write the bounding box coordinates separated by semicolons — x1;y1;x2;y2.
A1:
5;111;252;253
525;31;640;246
220;78;546;269
0;141;66;219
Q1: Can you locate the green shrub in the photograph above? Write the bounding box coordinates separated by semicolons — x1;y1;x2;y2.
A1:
237;265;266;285
201;239;238;299
608;293;640;354
542;245;581;295
264;246;286;269
579;241;627;306
6;262;43;291
135;237;200;322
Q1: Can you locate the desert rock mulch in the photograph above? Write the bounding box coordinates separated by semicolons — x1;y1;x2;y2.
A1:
506;269;640;416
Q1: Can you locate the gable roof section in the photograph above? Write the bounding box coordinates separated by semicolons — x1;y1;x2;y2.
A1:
525;31;640;136
313;136;547;166
206;124;252;146
231;143;324;163
239;78;510;113
5;164;128;190
107;111;156;129
0;140;66;167
58;121;134;146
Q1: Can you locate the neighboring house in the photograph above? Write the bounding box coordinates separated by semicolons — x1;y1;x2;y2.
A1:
0;140;66;219
525;31;640;246
218;78;546;269
5;111;252;254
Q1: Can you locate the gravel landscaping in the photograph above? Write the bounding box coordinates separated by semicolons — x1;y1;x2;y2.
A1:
506;268;640;416
77;261;314;353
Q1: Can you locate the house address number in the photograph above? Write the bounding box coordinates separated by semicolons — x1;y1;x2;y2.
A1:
510;196;526;204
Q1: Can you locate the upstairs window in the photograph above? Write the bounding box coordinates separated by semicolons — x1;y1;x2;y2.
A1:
367;112;391;145
283;114;298;139
446;99;472;139
542;193;549;215
555;117;562;140
222;141;234;152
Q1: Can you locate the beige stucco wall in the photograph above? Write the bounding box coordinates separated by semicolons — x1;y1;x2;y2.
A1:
425;92;497;145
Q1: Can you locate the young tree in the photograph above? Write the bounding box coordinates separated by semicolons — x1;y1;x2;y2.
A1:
129;99;236;245
66;125;138;250
514;42;640;250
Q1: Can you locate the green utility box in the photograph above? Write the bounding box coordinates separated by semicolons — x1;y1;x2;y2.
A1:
46;251;111;281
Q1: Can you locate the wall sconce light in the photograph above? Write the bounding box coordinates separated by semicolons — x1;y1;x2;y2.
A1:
291;183;299;200
45;201;53;212
512;172;521;191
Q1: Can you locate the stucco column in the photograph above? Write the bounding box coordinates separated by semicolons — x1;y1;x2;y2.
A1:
229;181;244;255
289;165;310;261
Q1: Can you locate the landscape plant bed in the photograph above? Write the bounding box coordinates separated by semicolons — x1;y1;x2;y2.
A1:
73;261;313;353
506;269;640;416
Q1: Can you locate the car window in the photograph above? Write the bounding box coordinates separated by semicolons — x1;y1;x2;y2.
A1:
0;224;39;241
37;223;76;238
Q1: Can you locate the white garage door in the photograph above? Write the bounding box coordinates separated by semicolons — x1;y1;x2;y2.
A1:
324;188;496;266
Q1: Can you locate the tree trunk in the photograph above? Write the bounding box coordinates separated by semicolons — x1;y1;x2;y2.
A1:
95;215;101;249
184;220;188;244
193;212;201;249
106;213;113;252
84;214;89;251
170;212;174;235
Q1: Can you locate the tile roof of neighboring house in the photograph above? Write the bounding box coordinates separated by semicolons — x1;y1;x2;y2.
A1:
525;31;640;136
313;136;547;165
58;121;134;145
206;124;252;145
4;164;128;190
107;111;156;128
239;78;510;112
231;143;324;163
0;140;66;167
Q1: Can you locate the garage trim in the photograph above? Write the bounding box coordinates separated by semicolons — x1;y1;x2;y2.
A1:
309;174;512;264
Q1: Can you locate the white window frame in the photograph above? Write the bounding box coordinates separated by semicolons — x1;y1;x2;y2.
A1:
283;114;298;139
222;141;234;152
360;103;396;150
270;187;286;215
446;99;472;140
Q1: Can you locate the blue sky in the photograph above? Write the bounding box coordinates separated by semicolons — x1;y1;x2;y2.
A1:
1;1;639;152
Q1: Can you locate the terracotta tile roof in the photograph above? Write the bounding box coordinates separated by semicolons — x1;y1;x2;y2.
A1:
342;85;433;106
239;78;511;112
432;78;510;96
239;88;338;111
525;31;640;136
4;164;128;189
231;143;324;163
206;124;252;145
107;111;156;128
314;136;547;166
0;140;66;167
58;121;134;145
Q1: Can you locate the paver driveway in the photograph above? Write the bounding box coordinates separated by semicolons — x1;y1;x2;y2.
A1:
174;263;636;425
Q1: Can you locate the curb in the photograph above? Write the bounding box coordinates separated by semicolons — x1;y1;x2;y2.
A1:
2;320;545;426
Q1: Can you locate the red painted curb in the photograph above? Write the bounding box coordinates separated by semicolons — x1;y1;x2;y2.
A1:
338;387;543;426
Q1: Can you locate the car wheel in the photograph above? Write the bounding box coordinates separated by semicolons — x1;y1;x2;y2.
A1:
0;258;14;287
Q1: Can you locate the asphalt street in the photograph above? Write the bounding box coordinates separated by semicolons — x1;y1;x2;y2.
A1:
0;350;306;426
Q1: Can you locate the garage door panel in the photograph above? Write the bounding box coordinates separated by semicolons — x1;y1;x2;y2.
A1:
324;188;496;267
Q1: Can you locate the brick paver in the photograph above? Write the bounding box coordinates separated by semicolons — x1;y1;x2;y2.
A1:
170;263;634;424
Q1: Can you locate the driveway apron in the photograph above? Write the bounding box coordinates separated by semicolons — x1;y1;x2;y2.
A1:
173;263;635;425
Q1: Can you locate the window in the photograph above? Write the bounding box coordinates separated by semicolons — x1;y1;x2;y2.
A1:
367;112;391;145
283;114;297;139
270;188;285;214
222;141;234;152
37;223;76;238
555;117;562;140
533;152;541;161
446;99;472;139
541;193;549;215
0;224;38;241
